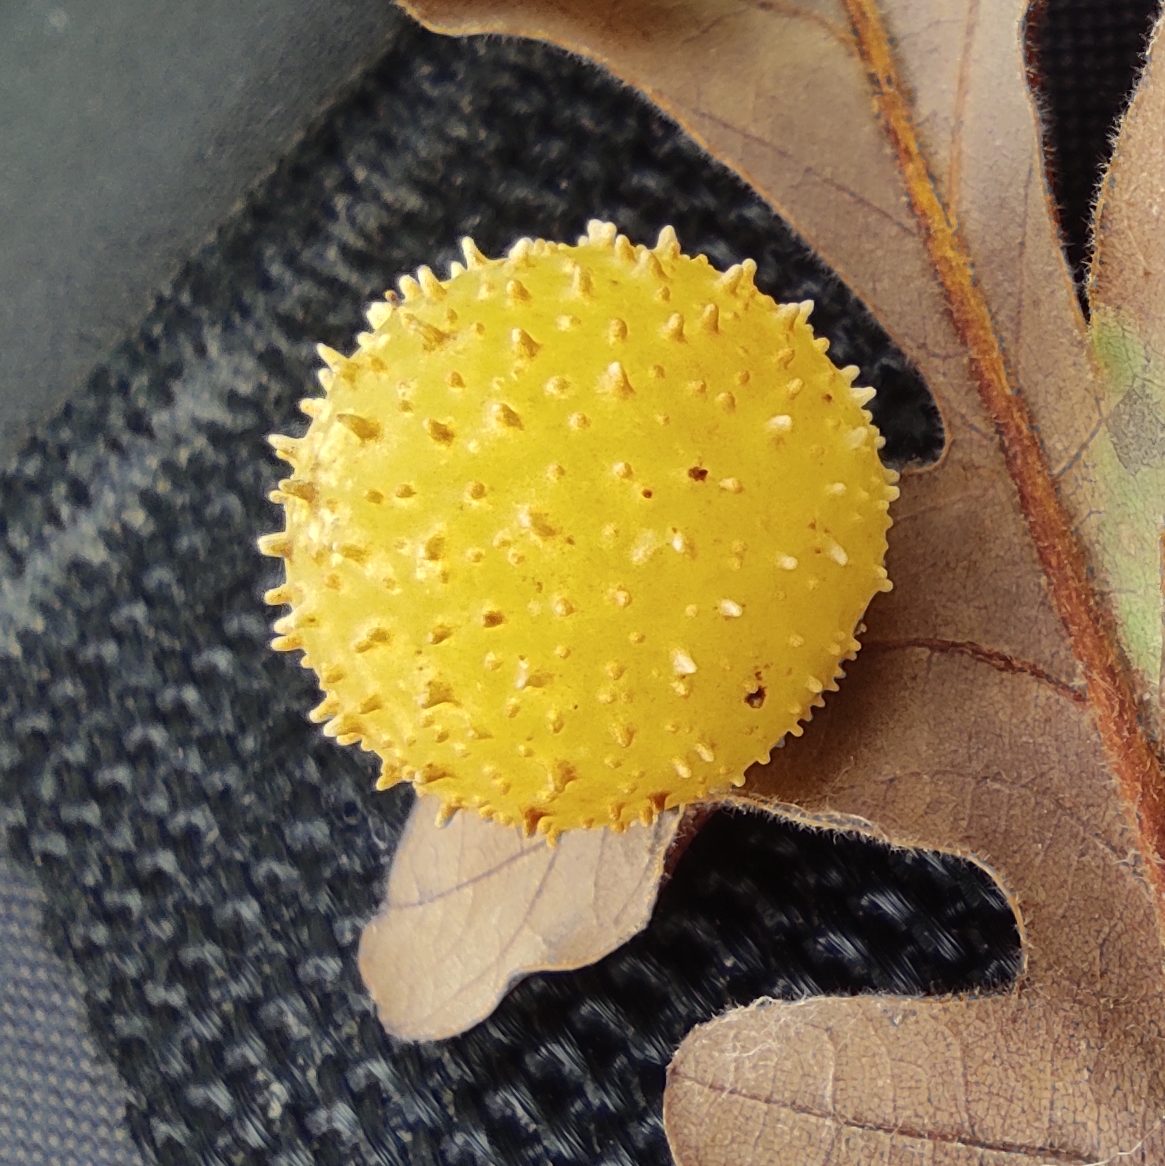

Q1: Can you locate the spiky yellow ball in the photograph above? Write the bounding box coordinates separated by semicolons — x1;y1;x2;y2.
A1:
260;222;897;840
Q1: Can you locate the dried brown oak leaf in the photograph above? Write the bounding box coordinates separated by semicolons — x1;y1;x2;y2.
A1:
361;805;679;1040
391;0;1165;1161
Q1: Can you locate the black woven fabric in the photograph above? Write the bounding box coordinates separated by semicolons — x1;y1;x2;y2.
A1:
0;4;1156;1163
1032;0;1162;283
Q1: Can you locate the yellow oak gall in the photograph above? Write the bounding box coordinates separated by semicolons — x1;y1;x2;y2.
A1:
260;222;898;841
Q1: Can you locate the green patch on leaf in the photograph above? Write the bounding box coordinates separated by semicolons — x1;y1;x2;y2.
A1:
1085;310;1165;701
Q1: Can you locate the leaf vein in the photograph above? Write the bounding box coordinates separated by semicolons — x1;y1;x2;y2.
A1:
863;637;1085;703
389;842;541;910
670;1066;1097;1163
